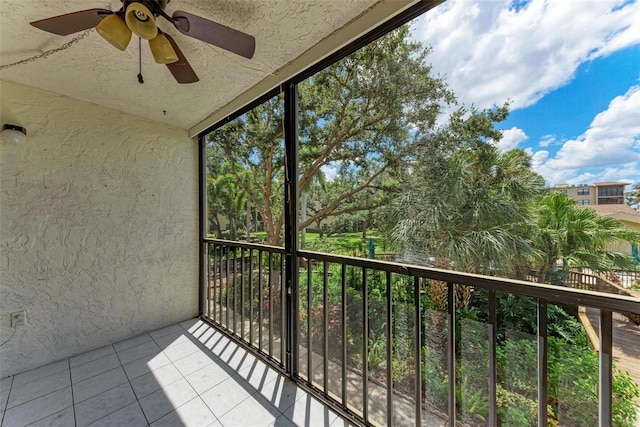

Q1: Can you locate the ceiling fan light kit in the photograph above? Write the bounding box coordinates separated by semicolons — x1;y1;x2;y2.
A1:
96;14;131;51
149;33;178;64
29;0;256;83
125;2;158;40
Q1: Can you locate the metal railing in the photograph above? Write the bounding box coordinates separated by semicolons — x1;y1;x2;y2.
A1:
203;239;640;427
205;240;286;367
605;267;640;289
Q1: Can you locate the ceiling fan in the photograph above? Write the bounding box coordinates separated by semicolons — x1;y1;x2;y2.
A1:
30;0;256;84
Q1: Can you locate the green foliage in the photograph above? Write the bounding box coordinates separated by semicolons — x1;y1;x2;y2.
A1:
207;25;456;246
612;367;640;427
496;384;538;427
367;333;387;376
456;376;489;423
491;328;639;427
532;192;640;283
388;137;545;278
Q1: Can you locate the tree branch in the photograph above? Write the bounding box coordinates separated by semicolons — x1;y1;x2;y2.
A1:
301;163;390;229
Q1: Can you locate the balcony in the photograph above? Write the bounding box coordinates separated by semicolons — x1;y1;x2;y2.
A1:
2;243;637;427
2;2;639;427
201;239;640;427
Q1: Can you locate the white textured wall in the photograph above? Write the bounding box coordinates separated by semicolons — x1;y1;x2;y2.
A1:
0;81;199;377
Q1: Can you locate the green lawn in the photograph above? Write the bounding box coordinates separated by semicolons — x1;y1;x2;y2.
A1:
246;231;390;256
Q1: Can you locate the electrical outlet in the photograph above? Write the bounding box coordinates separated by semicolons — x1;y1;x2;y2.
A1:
11;311;26;327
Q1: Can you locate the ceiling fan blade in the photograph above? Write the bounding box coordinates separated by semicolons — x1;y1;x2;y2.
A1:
30;9;112;36
172;10;255;59
164;34;199;84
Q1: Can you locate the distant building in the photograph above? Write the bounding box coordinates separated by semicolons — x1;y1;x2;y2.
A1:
548;181;628;206
588;204;640;256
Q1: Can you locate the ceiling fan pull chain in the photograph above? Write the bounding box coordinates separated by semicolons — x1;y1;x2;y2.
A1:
137;37;144;84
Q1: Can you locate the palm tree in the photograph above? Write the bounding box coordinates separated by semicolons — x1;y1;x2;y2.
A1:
207;162;251;240
391;144;544;309
533;192;639;283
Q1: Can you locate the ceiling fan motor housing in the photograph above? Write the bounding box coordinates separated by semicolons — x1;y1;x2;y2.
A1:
121;0;170;16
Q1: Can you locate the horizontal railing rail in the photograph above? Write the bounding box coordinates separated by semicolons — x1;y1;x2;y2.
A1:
299;250;640;314
206;238;285;253
202;239;640;427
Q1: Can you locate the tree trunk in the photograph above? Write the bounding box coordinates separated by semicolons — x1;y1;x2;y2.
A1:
301;192;307;249
246;204;251;240
210;215;223;238
429;255;449;367
430;255;449;310
316;219;323;238
362;217;367;240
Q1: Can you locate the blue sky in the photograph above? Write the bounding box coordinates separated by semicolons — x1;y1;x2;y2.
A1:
412;0;640;188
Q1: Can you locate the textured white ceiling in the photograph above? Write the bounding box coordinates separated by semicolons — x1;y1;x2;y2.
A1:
0;0;415;131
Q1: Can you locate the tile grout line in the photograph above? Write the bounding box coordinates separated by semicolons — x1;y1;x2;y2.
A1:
9;362;69;391
120;328;206;426
13;365;74;427
3;377;75;424
166;321;225;426
162;335;209;422
112;341;153;427
2;323;198;427
0;375;14;426
68;358;77;427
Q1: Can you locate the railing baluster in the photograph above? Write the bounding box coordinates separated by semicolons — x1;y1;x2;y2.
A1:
259;250;263;352
386;271;393;426
362;267;369;422
414;276;422;427
537;300;548;427
249;248;254;347
241;248;245;340
205;244;209;318
488;290;497;427
323;260;329;396
212;244;216;321
281;255;286;366
599;309;613;427
233;248;237;334
308;258;313;383
218;246;222;324
226;246;230;330
341;264;347;407
447;282;456;427
269;252;274;357
293;253;300;376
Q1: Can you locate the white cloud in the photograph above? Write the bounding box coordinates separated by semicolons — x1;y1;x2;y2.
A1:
494;127;528;151
538;134;558;148
412;0;640;109
320;164;339;182
530;86;640;184
541;162;640;186
531;149;549;166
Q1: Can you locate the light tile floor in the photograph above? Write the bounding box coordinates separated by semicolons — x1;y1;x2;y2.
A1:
0;318;352;427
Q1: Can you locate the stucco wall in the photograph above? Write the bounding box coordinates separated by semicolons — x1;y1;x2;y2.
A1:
0;81;199;377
